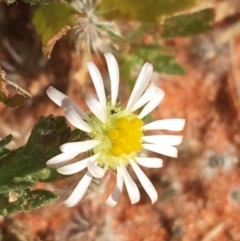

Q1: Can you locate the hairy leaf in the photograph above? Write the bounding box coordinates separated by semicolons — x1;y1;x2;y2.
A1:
0;189;58;216
0;115;72;193
162;8;215;37
121;45;185;87
135;46;185;74
0;135;12;157
98;0;202;22
0;115;86;214
0;135;12;147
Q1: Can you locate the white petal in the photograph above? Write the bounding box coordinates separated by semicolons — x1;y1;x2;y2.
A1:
136;157;163;168
138;89;164;119
46;152;79;168
57;154;99;175
86;97;107;123
87;161;106;178
143;119;185;131
143;144;178;158
63;99;89;121
126;63;153;112
130;160;158;203
60;140;100;153
121;164;140;204
47;86;88;120
86;61;106;108
130;83;158;112
64;171;92;207
104;53;119;106
65;106;92;132
142;135;183;146
105;166;123;207
47;86;67;107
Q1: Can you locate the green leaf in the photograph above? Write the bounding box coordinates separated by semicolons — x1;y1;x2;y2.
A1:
68;129;85;142
0;135;12;147
33;3;77;58
162;8;215;37
0;115;71;193
0;189;58;216
121;45;185;87
2;94;26;107
0;115;87;214
153;55;186;75
33;3;76;45
136;46;185;74
0;182;35;194
98;0;202;23
0;135;12;157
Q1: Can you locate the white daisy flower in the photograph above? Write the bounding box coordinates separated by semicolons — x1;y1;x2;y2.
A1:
46;53;185;207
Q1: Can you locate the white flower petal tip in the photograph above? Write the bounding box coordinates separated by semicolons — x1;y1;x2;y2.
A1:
65;106;92;132
47;86;88;120
105;166;123;207
104;195;119;207
136;157;163;168
121;165;140;204
143;144;178;158
57;154;99;175
60;140;100;154
86;61;106;107
86;97;107;123
126;63;153;112
138;89;164;119
46;86;66;107
57;164;86;175
104;53;119;106
143;119;185;131
131;83;158;112
130;160;158;204
46;152;78;168
64;172;92;207
87;161;106;178
142;135;183;146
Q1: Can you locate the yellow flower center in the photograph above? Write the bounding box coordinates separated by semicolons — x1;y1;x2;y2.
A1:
87;104;144;170
107;117;143;157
